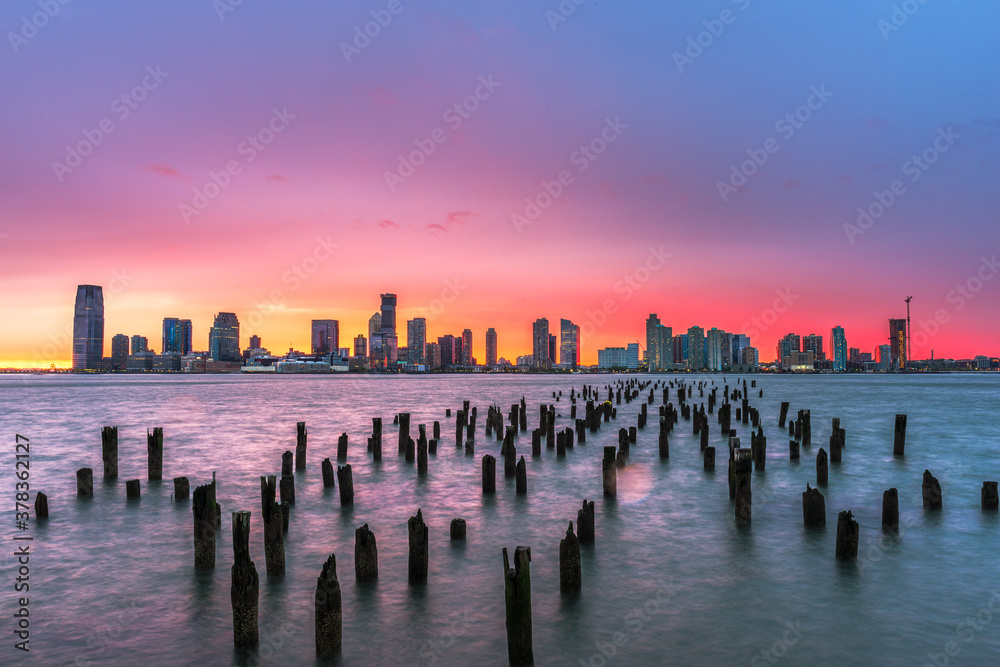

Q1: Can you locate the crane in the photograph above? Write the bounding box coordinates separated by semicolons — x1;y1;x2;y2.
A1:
905;296;912;369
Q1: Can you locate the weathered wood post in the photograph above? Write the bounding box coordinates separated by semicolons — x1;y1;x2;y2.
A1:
503;435;517;479
337;433;348;461
559;522;581;594
418;436;428;473
193;481;216;569
789;440;799;461
802;484;825;526
337;465;354;505
835;510;859;560
577;500;595;546
778;402;789;428
922;470;942;509
34;492;48;519
126;479;140;499
77;468;93;498
704;447;716;471
829;427;845;464
734;449;752;525
147;427;163;481
433;420;440;441
602;446;617;497
483;455;497;494
516;456;527;495
451;518;467;540
503;546;533;666
658;426;669;459
882;488;899;531
315;553;342;659
753;430;766;471
800;410;811;447
296;421;307;471
983;482;999;511
260;475;284;577
280;474;295;506
893;414;907;456
398;413;410;455
372;417;383;461
816;448;828;486
231;510;258;648
172;476;189;501
101;426;118;479
322;459;335;488
408;509;429;585
281;451;293;477
355;524;378;581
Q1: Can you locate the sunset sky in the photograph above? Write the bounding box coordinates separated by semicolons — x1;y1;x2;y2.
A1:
2;0;998;367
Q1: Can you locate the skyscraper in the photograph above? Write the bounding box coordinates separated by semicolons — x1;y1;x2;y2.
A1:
732;334;750;365
777;333;801;365
111;334;129;370
889;318;907;370
485;328;498;367
72;285;104;370
380;294;397;335
626;343;640;370
532;318;550;369
649;324;672;371
208;312;240;362
549;334;557;365
462;329;473;365
832;326;847;372
803;334;825;361
438;334;455;366
163;318;193;355
687;326;705;371
407;318;427;365
131;335;148;354
645;314;661;368
249;335;262;350
311;320;339;355
559;319;580;369
706;328;723;371
354;334;367;358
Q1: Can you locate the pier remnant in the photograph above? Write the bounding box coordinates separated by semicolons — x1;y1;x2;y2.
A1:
337;465;354;505
102;426;118;479
835;510;859;560
147;427;163;481
983;482;999;511
922;470;942;509
451;518;467;541
893;414;907;456
802;484;825;527
503;546;533;666
408;509;429;585
882;488;899;531
315;553;342;658
559;522;581;594
355;524;379;582
296;422;307;471
577;500;595;546
231;510;259;648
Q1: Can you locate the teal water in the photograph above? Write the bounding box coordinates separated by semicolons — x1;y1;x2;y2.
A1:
0;373;997;666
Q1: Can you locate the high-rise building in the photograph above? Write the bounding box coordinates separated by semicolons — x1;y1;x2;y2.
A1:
889;318;907;370
649;324;672;371
382;332;398;366
380;294;397;335
626;343;640;369
131;335;148;354
454;335;464;367
674;334;688;366
803;334;825;362
462;329;473;365
777;334;801;365
559;319;580;369
249;335;262;349
485;328;498;367
686;327;705;371
162;318;193;355
426;342;441;369
72;285;104;370
532;318;550;369
407;319;427;365
209;312;240;362
311;320;339;355
732;334;750;365
832;326;847;372
878;344;893;371
438;335;455;366
111;334;129;370
741;346;759;367
706;328;723;371
849;347;861;363
645;314;661;368
354;334;367;358
598;347;627;369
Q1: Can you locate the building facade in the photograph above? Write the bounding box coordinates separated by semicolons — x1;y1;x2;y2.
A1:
311;320;339;355
209;312;240;362
532;318;550;369
889;318;907;370
72;284;104;370
485;328;498;367
832;326;847;372
407;318;427;365
560;319;580;369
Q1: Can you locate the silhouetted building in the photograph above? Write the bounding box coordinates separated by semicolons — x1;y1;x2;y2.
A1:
131;335;148;354
438;335;455;366
462;329;473;365
163;318;193;355
354;334;367;358
889;318;907;370
250;335;261;349
687;327;705;371
706;328;723;371
311;320;339;355
532;318;550;369
407;318;427;365
560;319;580;369
485;328;498;367
380;294;397;335
72;285;104;370
209;312;240;362
111;334;129;370
777;333;801;364
832;326;847;372
803;334;825;362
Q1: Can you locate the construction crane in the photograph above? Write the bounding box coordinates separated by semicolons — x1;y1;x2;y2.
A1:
905;296;912;369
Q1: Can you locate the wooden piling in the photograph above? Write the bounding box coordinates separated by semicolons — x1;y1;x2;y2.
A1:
279;474;295;505
482;454;497;494
816;448;828;485
778;402;789;428
147;427;163;481
983;482;999;511
337;465;354;505
398;413;411;455
789;440;799;461
281;451;293;478
76;468;93;498
101;426;118;479
408;509;429;585
602;446;617;497
419;437;429;472
704;447;716;471
322;459;335;488
734;449;752;525
802;484;825;527
893;414;907;456
372;418;383;461
315;553;342;658
337;433;348;461
882;488;898;531
450;518;467;540
559;522;581;594
296;421;307;471
922;470;942;509
126;479;140;499
516;456;527;495
230;510;259;648
577;500;595;546
503;546;533;666
34;492;48;519
193;482;216;569
260;475;284;577
355;524;378;581
835;510;859;560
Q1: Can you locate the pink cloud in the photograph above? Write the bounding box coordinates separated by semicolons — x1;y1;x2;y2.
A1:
143;163;185;179
379;219;400;229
